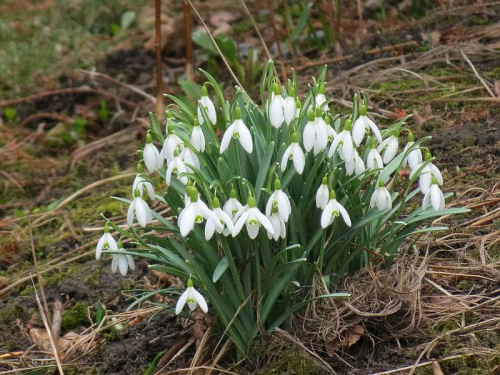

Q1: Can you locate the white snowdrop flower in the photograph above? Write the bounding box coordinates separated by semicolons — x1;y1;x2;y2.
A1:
315;83;326;107
328;118;354;163
294;98;302;119
220;107;253;154
269;83;284;128
352;105;383;146
402;132;423;171
409;153;443;194
265;180;292;222
223;189;244;222
370;181;392;210
111;240;135;276
325;117;337;143
281;133;305;175
96;225;117;260
132;163;155;201
267;207;286;241
178;187;222;237
282;88;296;126
127;189;152;228
205;197;235;240
377;130;399;164
143;132;163;173
181;147;200;171
166;149;188;185
232;197;274;239
315;177;329;209
366;144;384;170
303;110;328;155
162;124;184;163
175;279;208;315
190;119;205;152
314;111;330;154
320;190;351;228
422;177;445;211
197;85;217;126
346;150;365;176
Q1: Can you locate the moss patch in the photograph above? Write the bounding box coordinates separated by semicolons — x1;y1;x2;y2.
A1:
61;302;90;331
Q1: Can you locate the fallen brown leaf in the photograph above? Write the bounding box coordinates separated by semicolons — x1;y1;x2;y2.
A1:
325;324;365;356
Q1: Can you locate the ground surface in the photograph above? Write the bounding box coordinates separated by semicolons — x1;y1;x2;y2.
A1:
0;0;499;374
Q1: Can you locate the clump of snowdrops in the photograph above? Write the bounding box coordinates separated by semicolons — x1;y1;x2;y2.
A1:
96;63;467;354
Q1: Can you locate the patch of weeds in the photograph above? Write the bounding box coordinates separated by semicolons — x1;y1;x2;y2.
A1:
0;301;21;323
61;302;90;331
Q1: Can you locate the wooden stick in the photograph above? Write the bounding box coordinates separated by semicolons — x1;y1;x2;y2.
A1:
267;0;287;83
154;0;164;119
182;0;194;81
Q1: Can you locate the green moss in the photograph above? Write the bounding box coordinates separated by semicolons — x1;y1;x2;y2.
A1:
0;301;21;323
61;302;90;331
485;67;500;80
377;79;424;92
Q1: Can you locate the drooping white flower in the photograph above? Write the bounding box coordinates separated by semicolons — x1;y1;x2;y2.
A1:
96;225;117;260
162;124;184;162
127;189;152;228
166;149;188;185
190;120;205;152
402;132;423;171
320;190;351;228
175;279;208;315
143;132;163;173
181;147;200;171
232;197;274;239
132;163;155;201
269;83;284;129
205;197;235;240
267;207;286;241
315;177;329;209
352;105;383;146
303;109;328;155
111;241;135;276
328;118;354;163
422;177;445;211
281;133;305;175
346;150;365;176
197;85;217;126
178;187;222;237
366;145;384;170
265;180;292;222
325;118;337;143
377;130;399;164
223;190;244;222
370;181;392;210
409;153;444;194
282;88;296;126
315;83;326;107
220;107;253;154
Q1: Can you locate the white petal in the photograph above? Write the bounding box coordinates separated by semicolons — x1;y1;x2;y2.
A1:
377;138;390;153
422;190;431;210
237;121;253;153
256;210;275;234
383;137;398;164
232;211;249;237
292;145;305;174
366;117;382;143
408;149;423;171
376;189;387;210
328;132;342;158
352;117;365;146
342;133;354;162
135;198;149;227
127;255;135;271
192;288;208;313
430;185;445;211
179;205;196;237
96;236;106;260
127;200;136;227
336;202;351;227
316;185;329;209
175;290;189;315
220;124;235;153
321;201;334;228
283;97;295;125
383;189;392;210
430;164;444;185
303;122;315;152
145;182;156;201
370;190;378;209
419;172;432;194
269;96;284;128
111;256;118;273
205;219;216;240
118;255;129;276
247;223;259;239
144;144;159;173
281;146;292;171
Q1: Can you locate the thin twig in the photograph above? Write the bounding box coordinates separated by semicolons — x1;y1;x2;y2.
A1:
187;0;245;92
267;0;287;83
460;48;496;98
155;0;165;119
183;0;194;81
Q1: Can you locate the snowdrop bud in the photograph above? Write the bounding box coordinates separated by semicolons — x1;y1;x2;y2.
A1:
270;83;284;128
190;119;205;152
315;177;329;209
143;132;163;173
